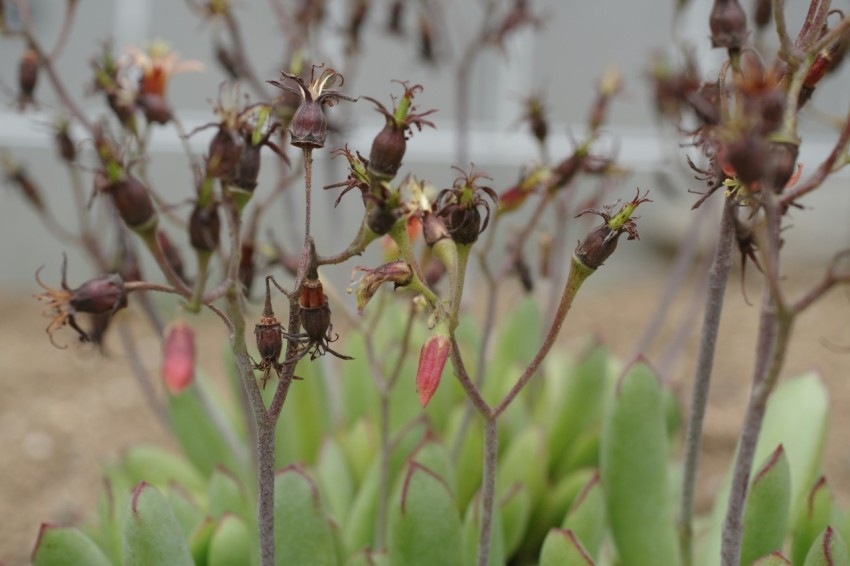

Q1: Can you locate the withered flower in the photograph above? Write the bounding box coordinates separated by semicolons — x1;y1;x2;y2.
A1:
363;81;436;180
254;278;284;388
574;189;651;270
434;167;498;245
35;257;128;348
350;260;413;314
268;65;357;149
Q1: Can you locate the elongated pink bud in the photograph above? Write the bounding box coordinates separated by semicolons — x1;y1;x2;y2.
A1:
162;322;195;394
416;333;450;407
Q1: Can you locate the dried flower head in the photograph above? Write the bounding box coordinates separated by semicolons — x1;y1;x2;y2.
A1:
574;189;651;270
350;260;414;314
268;65;357;149
35;257;128;348
434;166;498;245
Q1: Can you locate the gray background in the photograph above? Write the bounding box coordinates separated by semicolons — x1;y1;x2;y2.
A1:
0;0;848;292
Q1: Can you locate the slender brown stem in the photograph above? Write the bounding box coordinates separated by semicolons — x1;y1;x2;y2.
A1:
492;255;595;418
116;322;170;430
476;417;498;566
302;148;313;242
678;199;736;566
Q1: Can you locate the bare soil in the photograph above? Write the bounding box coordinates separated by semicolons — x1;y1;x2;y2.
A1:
2;274;850;565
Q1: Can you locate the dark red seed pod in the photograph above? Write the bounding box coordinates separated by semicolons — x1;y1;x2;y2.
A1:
709;0;748;49
110;176;157;231
289;100;328;149
765;141;799;192
299;278;326;310
442;204;482;245
138;93;173;125
70;274;128;314
106;92;136;126
54;126;76;162
368;124;407;179
18;48;39;104
233;140;262;191
724;135;767;186
255;318;283;365
189;203;221;253
157;231;187;283
366;205;402;236
753;0;771;30
207;127;243;178
575;226;620;270
301;303;332;343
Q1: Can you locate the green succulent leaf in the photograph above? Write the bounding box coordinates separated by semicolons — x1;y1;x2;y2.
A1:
447;406;483;512
207;465;249;521
740;445;791;566
704;373;830;565
497;427;547;506
539;529;595;566
273;359;328;467
122;482;194;566
274;465;337;566
388;462;463;566
463;494;506;566
315;438;356;524
32;524;112;566
189;517;217;566
549;344;613;477
500;482;532;557
803;527;850;566
208;514;251;566
600;361;681;566
338;417;379;487
122;444;206;495
344;548;390;566
792;477;839;566
562;471;605;560
748;551;792;565
166;483;204;540
167;378;246;480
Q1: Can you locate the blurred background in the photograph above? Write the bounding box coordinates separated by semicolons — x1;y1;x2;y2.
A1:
1;0;850;564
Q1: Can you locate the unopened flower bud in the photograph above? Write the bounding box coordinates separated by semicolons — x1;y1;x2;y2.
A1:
351;260;413;314
709;0;748;49
416;332;450;407
189;203;221;253
162;322;195;394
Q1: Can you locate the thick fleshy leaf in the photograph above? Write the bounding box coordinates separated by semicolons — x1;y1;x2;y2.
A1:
208;514;251;566
705;374;829;564
274;359;328;467
500;482;532;557
740;446;791;566
484;295;542;404
447;406;483;512
122;445;206;494
803;527;850;566
600;361;680;566
792;477;839;566
749;551;792;565
274;465;337;566
497;427;547;506
539;529;595;566
189;517;216;566
340;335;382;428
166;484;203;539
32;524;112;566
562;471;605;560
549;345;613;477
167;378;246;480
409;437;456;496
208;465;249;521
315;438;355;524
388;462;463;566
345;548;390;566
519;468;596;562
122;482;194;566
338;417;378;487
462;494;505;566
93;476;124;564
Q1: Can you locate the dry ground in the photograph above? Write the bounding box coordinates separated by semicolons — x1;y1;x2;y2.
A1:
2;271;850;565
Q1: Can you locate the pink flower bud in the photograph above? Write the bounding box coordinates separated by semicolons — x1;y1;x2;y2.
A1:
416;333;450;407
162;322;195;394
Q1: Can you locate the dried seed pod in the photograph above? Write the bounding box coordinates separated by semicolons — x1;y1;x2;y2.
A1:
709;0;748;49
18;48;39;108
422;211;450;247
207;127;243;179
110;176;158;233
138;93;173;125
189;203;221;253
254;278;284;387
367;205;402;236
